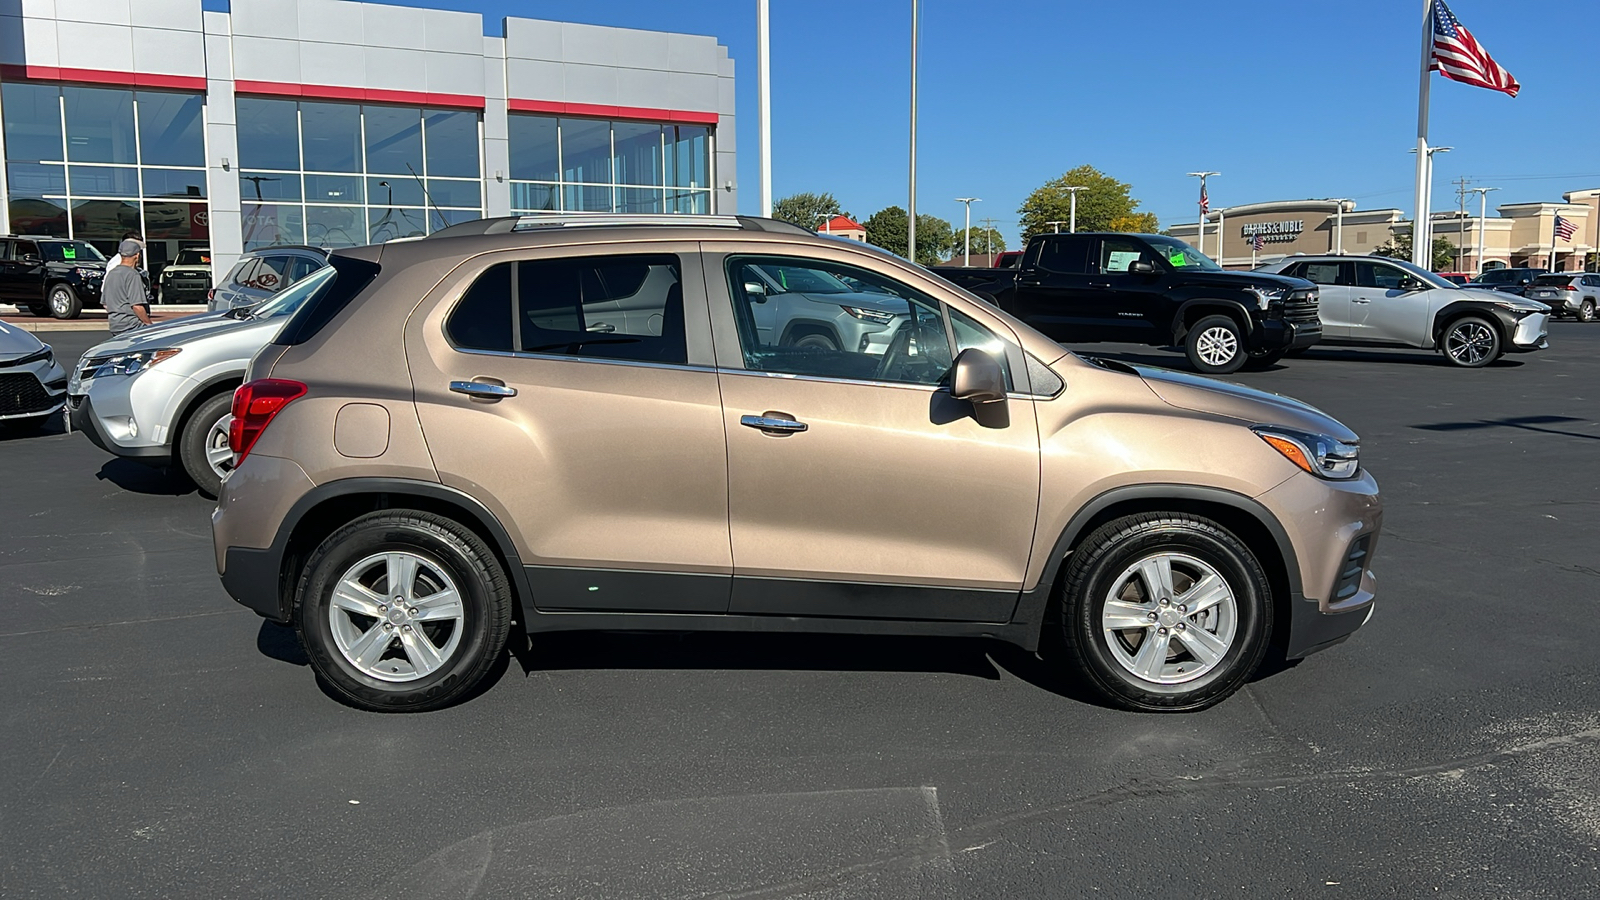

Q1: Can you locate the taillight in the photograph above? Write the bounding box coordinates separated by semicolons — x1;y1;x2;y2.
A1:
1564;283;1578;291
207;288;215;301
228;379;307;462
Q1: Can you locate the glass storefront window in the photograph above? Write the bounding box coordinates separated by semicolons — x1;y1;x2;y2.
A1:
507;114;713;216
613;122;663;186
143;168;207;199
561;118;612;185
237;98;301;170
368;207;428;243
510;182;558;211
364;105;423;176
240;172;301;202
668;125;710;189
9;197;69;237
136;91;205;167
71;199;142;243
6;162;66;195
563;184;612;212
301;102;362;172
424;109;480;178
144;201;209;242
305;205;365;247
368;176;424;207
63;87;138;164
305;173;364;205
617;188;664;213
428;208;483;231
426;178;480;209
508;115;559;182
68;165;140;198
2;82;65;162
243;203;304;247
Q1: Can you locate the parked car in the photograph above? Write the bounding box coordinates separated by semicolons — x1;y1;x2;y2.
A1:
934;232;1321;374
1258;255;1550;367
1526;273;1599;322
70;266;336;496
738;259;908;354
0;235;108;319
1464;267;1546;296
1436;271;1472;286
207;246;328;312
156;248;214;304
994;250;1023;268
212;214;1381;714
0;320;68;432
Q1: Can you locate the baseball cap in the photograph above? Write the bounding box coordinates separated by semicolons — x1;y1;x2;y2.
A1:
118;239;142;256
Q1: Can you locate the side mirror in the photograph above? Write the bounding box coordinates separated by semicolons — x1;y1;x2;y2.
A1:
1128;259;1157;275
951;348;1006;404
22;254;41;265
1398;276;1423;291
743;281;768;301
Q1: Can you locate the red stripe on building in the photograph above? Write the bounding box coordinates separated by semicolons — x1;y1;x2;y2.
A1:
234;80;486;110
0;64;206;92
508;98;719;126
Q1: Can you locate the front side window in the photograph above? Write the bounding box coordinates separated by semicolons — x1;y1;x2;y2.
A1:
1099;238;1153;274
1355;261;1406;290
446;255;687;366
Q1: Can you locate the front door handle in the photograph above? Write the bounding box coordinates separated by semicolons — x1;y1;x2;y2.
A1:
1352;297;1371;304
450;379;518;401
741;413;808;434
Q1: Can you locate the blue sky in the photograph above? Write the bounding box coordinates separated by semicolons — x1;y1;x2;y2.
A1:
219;0;1600;245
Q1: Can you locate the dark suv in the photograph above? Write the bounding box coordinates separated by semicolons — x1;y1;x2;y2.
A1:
1464;267;1546;297
0;236;110;318
934;233;1321;374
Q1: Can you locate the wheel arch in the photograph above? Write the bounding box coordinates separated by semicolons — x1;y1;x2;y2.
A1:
268;478;530;625
1432;302;1510;348
778;318;843;347
1171;299;1252;343
172;375;242;448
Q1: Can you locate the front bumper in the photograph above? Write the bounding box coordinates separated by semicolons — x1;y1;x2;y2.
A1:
1509;311;1549;352
71;393;172;463
66;365;193;464
0;355;68;421
1257;318;1322;352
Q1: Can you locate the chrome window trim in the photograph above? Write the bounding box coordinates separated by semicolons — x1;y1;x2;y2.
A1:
452;346;714;375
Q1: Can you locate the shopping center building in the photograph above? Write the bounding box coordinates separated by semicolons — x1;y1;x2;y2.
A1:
1171;193;1598;273
0;0;737;283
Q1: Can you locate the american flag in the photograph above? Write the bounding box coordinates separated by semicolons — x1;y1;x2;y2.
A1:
1252;232;1265;252
1554;214;1577;241
1199;185;1209;216
1430;0;1520;97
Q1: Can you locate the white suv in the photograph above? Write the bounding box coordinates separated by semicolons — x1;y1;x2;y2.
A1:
1526;273;1599;322
1259;256;1550;367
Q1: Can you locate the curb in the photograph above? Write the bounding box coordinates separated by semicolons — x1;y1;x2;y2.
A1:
1;305;208;333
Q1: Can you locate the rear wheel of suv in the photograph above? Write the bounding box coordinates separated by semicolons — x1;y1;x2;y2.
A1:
1058;513;1272;712
1184;315;1246;375
1442;316;1500;367
296;511;513;712
1580;300;1596;323
177;392;235;499
1243;348;1287;370
48;285;82;319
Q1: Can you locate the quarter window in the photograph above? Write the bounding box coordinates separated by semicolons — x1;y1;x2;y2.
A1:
447;255;688;366
1036;236;1090;274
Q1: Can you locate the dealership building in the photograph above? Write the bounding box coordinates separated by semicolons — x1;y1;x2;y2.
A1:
1171;192;1598;273
0;0;737;283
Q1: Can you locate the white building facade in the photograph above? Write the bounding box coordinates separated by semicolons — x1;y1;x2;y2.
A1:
0;0;738;279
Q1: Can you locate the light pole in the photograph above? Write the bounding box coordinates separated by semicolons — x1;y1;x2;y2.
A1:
757;0;772;217
815;212;835;234
1468;186;1499;274
907;0;920;265
1063;185;1085;233
1408;145;1451;268
1187;172;1219;256
1325;198;1352;254
1045;220;1068;234
955;197;980;266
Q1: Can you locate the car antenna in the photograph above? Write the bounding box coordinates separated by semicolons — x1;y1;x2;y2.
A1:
406;162;447;232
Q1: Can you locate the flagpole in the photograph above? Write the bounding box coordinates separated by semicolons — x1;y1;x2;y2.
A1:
1413;0;1433;268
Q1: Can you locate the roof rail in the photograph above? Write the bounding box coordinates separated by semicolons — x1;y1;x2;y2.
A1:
427;214;815;239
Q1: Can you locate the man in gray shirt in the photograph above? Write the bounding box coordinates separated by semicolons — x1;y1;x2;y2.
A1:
103;239;153;336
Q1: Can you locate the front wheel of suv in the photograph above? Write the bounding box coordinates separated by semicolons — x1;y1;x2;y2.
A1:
1058;513;1272;712
1442;316;1500;367
1184;315;1247;375
295;511;513;712
177;392;236;499
49;285;82;319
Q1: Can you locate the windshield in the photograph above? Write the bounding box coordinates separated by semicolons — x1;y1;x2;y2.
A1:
1381;257;1455;290
42;241;106;263
175;249;212;266
755;264;854;294
1143;236;1222;272
248;266;337;320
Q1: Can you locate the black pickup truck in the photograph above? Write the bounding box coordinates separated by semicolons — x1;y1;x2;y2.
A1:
933;232;1321;374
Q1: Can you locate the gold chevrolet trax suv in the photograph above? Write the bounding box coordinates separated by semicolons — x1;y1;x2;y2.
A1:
212;216;1381;713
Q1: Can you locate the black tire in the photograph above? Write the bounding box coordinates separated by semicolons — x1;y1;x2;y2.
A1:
26;304;49;317
48;285;82;320
177;392;235;499
1058;513;1273;712
1580;300;1596;323
790;331;840;351
1242;347;1288;370
1183;314;1247;375
1282;346;1310;358
1441;315;1501;368
295;511;513;712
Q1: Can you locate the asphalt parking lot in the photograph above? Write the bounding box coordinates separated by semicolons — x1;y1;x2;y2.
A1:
3;324;1598;898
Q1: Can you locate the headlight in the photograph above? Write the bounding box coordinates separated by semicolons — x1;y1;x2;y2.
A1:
840;305;897;324
75;266;103;279
1493;300;1544;315
1253;426;1359;479
1246;286;1286;310
84;348;182;378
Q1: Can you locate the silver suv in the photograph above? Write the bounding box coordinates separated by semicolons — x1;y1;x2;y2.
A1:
208;246;327;312
739;260;907;354
70;267;335;496
1526;273;1599;322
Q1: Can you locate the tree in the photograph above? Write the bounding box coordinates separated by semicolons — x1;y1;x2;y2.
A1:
862;206;955;266
1107;212;1160;234
950;226;1006;259
1018;165;1157;241
1373;233;1457;272
772;192;842;229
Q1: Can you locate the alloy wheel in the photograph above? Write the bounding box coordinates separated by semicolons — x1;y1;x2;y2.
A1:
1195;326;1239;367
1446;321;1495;365
328;551;466;682
51;290;70;316
204;414;235;480
1100;552;1238;685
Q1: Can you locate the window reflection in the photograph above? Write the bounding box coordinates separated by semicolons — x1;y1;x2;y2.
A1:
301;102;362;172
424;109;480;178
1;82;65;162
136;92;205;167
63;87;138;164
507;114;714;216
364;105;423;176
560;118;612;185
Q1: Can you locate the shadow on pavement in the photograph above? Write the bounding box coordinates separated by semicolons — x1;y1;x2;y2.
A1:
1413;415;1597;441
256;621;308;666
95;458;198;495
0;410;67;441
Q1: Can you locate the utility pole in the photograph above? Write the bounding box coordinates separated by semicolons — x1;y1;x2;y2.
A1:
956;197;980;266
757;0;771;217
1187;172;1219;256
1468;186;1499;274
979;216;999;257
1453;176;1472;272
1045;221;1068;234
1063;185;1086;233
907;0;919;265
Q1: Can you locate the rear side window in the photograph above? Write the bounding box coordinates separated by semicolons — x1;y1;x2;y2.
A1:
1300;262;1341;286
1035;236;1090;274
287;255;323;284
250;256;291;293
275;255;382;346
446;254;687;365
228;258;260;287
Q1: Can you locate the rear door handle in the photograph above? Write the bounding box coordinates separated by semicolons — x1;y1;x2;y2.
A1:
741;413;808;434
450;379;517;400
